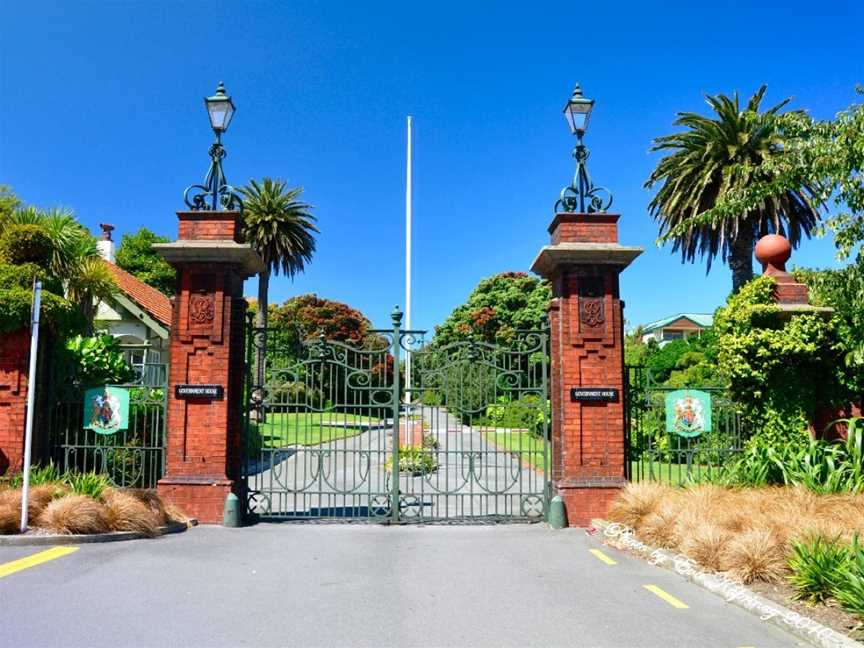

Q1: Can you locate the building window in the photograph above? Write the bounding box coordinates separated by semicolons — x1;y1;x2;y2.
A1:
662;330;683;341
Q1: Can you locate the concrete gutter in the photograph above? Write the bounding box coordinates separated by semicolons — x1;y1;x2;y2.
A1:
0;520;197;546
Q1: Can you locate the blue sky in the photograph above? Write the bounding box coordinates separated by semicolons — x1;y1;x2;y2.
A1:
2;1;862;332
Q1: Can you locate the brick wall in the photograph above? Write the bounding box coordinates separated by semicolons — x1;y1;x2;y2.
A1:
0;328;30;475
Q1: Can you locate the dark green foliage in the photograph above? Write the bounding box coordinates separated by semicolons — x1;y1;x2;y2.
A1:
481;394;547;437
714;276;851;442
115;228;176;296
62;334;134;386
434;272;550;346
788;536;851;604
714;417;864;493
0;224;54;265
0;284;83;335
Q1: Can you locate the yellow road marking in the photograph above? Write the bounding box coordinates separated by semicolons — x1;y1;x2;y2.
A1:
643;584;689;609
589;548;617;565
0;546;79;579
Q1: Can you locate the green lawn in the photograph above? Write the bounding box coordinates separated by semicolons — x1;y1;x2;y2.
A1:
481;429;547;471
249;412;380;449
628;460;713;485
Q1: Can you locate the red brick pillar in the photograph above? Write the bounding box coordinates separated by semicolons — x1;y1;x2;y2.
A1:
532;213;642;526
0;328;32;475
155;211;264;523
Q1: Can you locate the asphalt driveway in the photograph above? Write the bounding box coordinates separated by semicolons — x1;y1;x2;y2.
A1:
0;524;805;647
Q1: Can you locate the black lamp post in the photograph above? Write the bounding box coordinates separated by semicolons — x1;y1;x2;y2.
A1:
554;83;613;214
184;82;243;211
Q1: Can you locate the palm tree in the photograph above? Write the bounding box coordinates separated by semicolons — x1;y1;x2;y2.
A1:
645;86;822;292
240;178;318;411
240;178;318;330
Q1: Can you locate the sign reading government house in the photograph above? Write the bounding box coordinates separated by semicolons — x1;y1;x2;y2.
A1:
175;384;224;400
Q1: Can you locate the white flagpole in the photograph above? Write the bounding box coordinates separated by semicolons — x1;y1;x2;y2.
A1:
404;115;413;409
20;280;42;533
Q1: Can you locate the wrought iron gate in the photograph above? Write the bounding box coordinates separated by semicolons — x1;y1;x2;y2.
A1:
48;354;168;489
625;365;748;485
242;309;550;523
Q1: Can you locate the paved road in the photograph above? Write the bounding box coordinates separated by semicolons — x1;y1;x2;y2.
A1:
246;406;545;521
0;524;804;647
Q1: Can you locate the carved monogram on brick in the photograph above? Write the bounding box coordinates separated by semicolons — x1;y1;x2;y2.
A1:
189;293;215;325
578;277;605;329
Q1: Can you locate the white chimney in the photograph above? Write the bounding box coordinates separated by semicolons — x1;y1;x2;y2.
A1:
97;223;115;263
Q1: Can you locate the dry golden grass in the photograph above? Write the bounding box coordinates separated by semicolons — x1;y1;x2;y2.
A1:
726;529;787;584
125;489;169;525
163;501;191;525
101;489;161;537
607;482;671;528
37;495;110;535
0;502;18;534
608;483;864;584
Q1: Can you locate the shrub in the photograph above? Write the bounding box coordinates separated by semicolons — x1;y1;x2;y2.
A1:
0;223;53;265
482;394;547;436
788;536;851;603
386;448;438;476
64;334;134;386
37;495;110;534
421;434;440;450
65;471;111;499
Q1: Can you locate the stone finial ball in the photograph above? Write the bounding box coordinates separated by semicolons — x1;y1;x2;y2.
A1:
755;234;792;270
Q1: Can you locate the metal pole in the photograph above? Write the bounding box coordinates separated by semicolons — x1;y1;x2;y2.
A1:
404;115;413;410
20;281;42;533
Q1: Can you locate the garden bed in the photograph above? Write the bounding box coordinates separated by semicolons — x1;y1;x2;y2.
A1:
0;467;190;539
606;482;864;641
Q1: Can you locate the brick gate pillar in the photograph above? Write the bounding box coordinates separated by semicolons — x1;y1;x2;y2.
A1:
532;213;642;526
154;211;264;523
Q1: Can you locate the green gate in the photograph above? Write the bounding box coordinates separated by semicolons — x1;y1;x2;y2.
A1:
48;356;168;489
625;365;748;485
242;309;550;523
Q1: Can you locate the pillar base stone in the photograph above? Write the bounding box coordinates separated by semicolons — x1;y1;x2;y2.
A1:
557;482;625;527
157;476;234;524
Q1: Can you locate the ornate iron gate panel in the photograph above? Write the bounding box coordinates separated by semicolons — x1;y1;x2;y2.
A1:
49;360;168;489
242;312;550;523
625;365;748;485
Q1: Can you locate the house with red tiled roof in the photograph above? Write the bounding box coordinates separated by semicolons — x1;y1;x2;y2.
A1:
93;225;172;379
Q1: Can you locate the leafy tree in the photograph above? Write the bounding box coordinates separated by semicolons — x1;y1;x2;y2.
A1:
646;86;822;292
115;228;176;296
240;178;318;331
434;272;551;346
268;293;372;349
795;266;864;369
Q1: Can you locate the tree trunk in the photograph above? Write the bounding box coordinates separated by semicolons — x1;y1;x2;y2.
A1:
254;269;269;423
729;228;756;294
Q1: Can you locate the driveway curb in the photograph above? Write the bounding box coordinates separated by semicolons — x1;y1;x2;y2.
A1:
590;518;859;648
0;520;197;546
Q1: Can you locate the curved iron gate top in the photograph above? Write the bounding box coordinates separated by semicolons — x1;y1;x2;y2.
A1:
242;316;550;523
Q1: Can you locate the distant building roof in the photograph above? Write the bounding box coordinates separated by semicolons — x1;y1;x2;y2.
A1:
641;313;713;333
104;262;172;328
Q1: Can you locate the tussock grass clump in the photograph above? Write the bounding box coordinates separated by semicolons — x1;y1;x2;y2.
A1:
0;502;18;534
101;489;161;537
607;482;671;528
726;529;787;584
608;483;864;586
125;489;169;525
37;495;110;535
